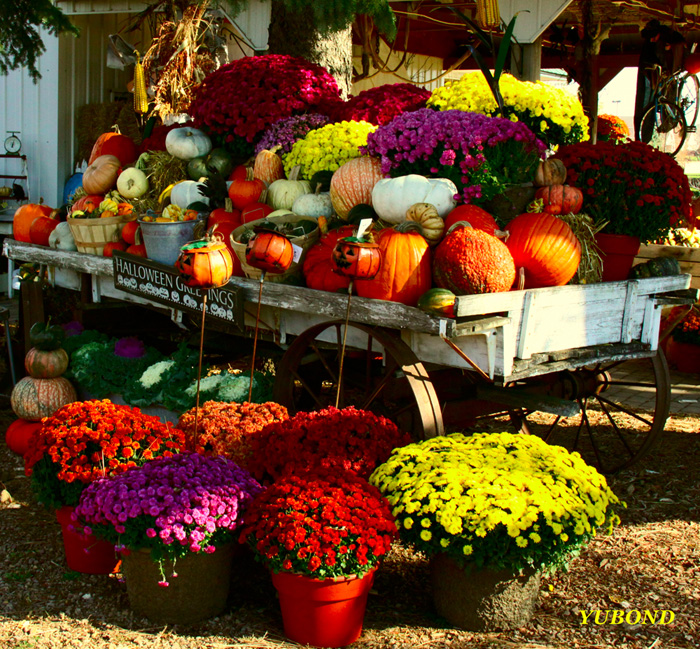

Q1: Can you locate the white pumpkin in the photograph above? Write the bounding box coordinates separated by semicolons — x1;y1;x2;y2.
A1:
165;127;212;161
267;178;312;211
116;167;149;199
48;222;77;251
170;180;210;209
292;190;334;218
372;175;458;224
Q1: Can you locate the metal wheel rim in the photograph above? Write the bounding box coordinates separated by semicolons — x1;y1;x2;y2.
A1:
640;99;687;157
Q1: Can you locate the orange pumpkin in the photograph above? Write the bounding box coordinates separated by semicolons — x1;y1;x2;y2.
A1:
29;216;59;246
443;205;499;236
303;226;355;292
505;212;581;288
245;230;294;275
10;376;77;421
175;238;234;289
534;184;583;215
103;240;129;257
330;156;384;220
241;202;274;224
83;155;121;195
354;221;432;306
13;204;53;243
120;221;140;245
253;149;285;184
228;168;266;210
88;132;138;166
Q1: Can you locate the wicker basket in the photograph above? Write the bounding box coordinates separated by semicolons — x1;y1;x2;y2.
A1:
67;214;124;255
231;214;320;283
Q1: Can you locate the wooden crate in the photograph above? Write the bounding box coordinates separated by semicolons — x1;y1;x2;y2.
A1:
634;244;700;292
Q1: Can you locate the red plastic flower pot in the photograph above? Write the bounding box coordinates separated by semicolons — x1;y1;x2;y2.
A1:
665;337;700;373
271;568;376;648
56;506;118;575
595;233;641;282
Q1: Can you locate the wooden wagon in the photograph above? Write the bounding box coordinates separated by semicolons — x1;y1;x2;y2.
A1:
4;239;697;474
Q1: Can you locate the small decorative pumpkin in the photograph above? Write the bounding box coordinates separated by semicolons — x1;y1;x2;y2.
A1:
417;288;457;317
103;241;129;257
405;203;445;246
534;184;583;215
13;203;53;243
10;376;77;421
175;235;234;289
70;194;104;214
253;148;285;184
83;154;121;195
25;347;69;378
241;202;274;224
433;224;516;295
534;158;567;187
88;131;137;167
372;175;458;224
329;156;384;220
303;225;355;292
165;126;212;160
354;221;432;306
116;167;149;199
267;166;311;211
209;199;242;229
245;229;294;274
629;256;682;279
292;185;334;219
229;168;267;211
332;236;382;281
444;205;499;236
505;212;581;288
170;180;210;210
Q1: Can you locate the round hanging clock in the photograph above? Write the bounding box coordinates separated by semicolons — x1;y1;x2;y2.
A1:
4;132;22;154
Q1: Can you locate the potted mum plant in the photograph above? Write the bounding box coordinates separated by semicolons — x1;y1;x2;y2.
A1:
240;468;397;648
24;399;185;574
664;305;700;372
370;432;622;632
555;139;692;280
74;452;263;624
246;405;411;482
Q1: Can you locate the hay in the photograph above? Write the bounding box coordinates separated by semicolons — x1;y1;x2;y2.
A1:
74;102;125;166
144;150;188;198
558;212;607;285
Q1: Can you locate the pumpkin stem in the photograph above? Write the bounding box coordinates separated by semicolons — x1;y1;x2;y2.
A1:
445;220;474;235
289;165;301;182
516;267;525;291
224;197;233;212
245;167;255;182
394;220;425;236
495;229;509;241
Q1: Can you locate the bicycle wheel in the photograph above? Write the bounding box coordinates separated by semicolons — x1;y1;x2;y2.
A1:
676;73;699;131
640;98;687;156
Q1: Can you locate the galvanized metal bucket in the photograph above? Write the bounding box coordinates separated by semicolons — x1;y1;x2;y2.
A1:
139;218;204;266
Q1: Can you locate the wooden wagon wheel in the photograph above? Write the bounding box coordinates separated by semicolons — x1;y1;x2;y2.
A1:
273;320;444;440
507;351;671;474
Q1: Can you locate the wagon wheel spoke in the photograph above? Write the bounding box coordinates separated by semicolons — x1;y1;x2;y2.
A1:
273;320;443;439
507;352;670;474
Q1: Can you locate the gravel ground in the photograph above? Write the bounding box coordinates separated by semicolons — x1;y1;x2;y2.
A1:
1;408;698;649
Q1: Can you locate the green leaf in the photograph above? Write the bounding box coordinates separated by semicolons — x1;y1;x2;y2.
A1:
494;15;519;81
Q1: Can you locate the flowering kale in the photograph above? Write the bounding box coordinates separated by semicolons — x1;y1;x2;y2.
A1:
75;452;263;564
255;113;330;156
114;337;146;359
363;108;545;203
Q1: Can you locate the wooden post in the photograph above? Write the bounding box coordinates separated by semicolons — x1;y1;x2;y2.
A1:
20;281;44;355
521;37;542;82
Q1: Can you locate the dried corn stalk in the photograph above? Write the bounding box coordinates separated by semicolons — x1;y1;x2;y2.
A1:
142;0;220;119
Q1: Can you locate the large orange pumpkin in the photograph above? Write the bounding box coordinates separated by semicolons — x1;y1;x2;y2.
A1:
505;212;581;288
433;225;516;295
303;226;354;292
228;169;266;211
83;155;121;195
29;216;59;247
330;156;384;220
10;376;77;421
354;221;432;306
443;205;499;236
88;132;138;166
13;204;53;242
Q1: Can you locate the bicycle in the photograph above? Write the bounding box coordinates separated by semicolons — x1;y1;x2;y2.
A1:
639;63;699;157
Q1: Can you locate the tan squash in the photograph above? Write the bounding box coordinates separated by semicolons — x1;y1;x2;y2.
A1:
405;203;445;246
